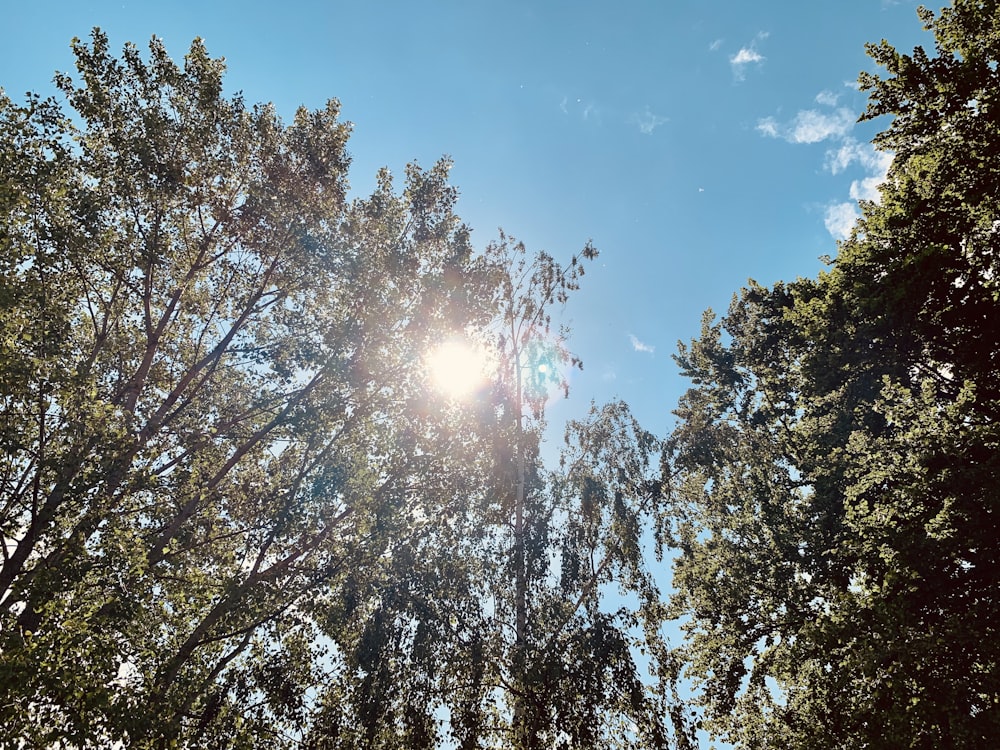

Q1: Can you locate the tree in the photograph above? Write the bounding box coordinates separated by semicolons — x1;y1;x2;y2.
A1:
664;2;1000;748
302;235;694;749
1;29;689;750
483;236;689;750
0;29;494;748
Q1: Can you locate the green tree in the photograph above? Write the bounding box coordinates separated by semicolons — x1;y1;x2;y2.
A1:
484;237;687;750
0;29;493;748
1;29;688;750
664;2;1000;747
302;235;694;749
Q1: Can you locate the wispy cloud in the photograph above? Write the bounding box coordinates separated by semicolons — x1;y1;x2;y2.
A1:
826;139;868;174
825;202;859;240
756;117;780;138
730;32;768;80
632;106;668;134
757;108;855;143
730;48;764;79
759;92;893;240
709;38;724;52
815;90;839;107
825;137;892;203
731;48;764;65
826;138;892;177
559;96;601;124
629;334;655;354
850;174;884;202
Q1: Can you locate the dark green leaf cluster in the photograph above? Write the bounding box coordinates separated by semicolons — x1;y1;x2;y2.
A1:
665;3;1000;747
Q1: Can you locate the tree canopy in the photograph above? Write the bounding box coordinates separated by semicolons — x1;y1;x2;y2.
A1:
664;2;1000;747
0;29;684;749
0;27;498;747
6;3;1000;748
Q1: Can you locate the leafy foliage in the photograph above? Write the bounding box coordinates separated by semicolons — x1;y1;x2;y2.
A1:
665;3;1000;747
0;29;493;748
303;236;693;749
0;29;685;750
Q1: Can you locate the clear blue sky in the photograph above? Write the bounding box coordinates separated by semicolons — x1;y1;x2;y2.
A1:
1;0;929;440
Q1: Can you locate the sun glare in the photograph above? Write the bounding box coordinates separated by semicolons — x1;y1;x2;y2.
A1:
426;340;491;398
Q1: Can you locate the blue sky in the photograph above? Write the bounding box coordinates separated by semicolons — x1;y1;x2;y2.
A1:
1;0;929;438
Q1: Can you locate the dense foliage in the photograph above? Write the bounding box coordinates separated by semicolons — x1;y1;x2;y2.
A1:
0;30;683;749
664;2;1000;747
7;3;996;748
0;27;493;747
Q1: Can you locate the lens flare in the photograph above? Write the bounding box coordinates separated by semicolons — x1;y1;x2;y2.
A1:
425;340;491;398
517;334;573;408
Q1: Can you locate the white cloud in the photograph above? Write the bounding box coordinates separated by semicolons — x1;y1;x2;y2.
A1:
709;38;723;51
632;106;668;134
559;96;568;114
757;108;855;144
825;137;892;177
815;90;839;106
790;108;855;143
730;48;764;80
756;117;779;138
850;175;883;202
825;140;863;174
629;334;655;354
760;94;893;240
730;33;768;80
731;48;764;65
825;137;892;204
824;202;859;240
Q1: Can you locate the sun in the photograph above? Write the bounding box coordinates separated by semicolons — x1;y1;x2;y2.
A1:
425;340;491;398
